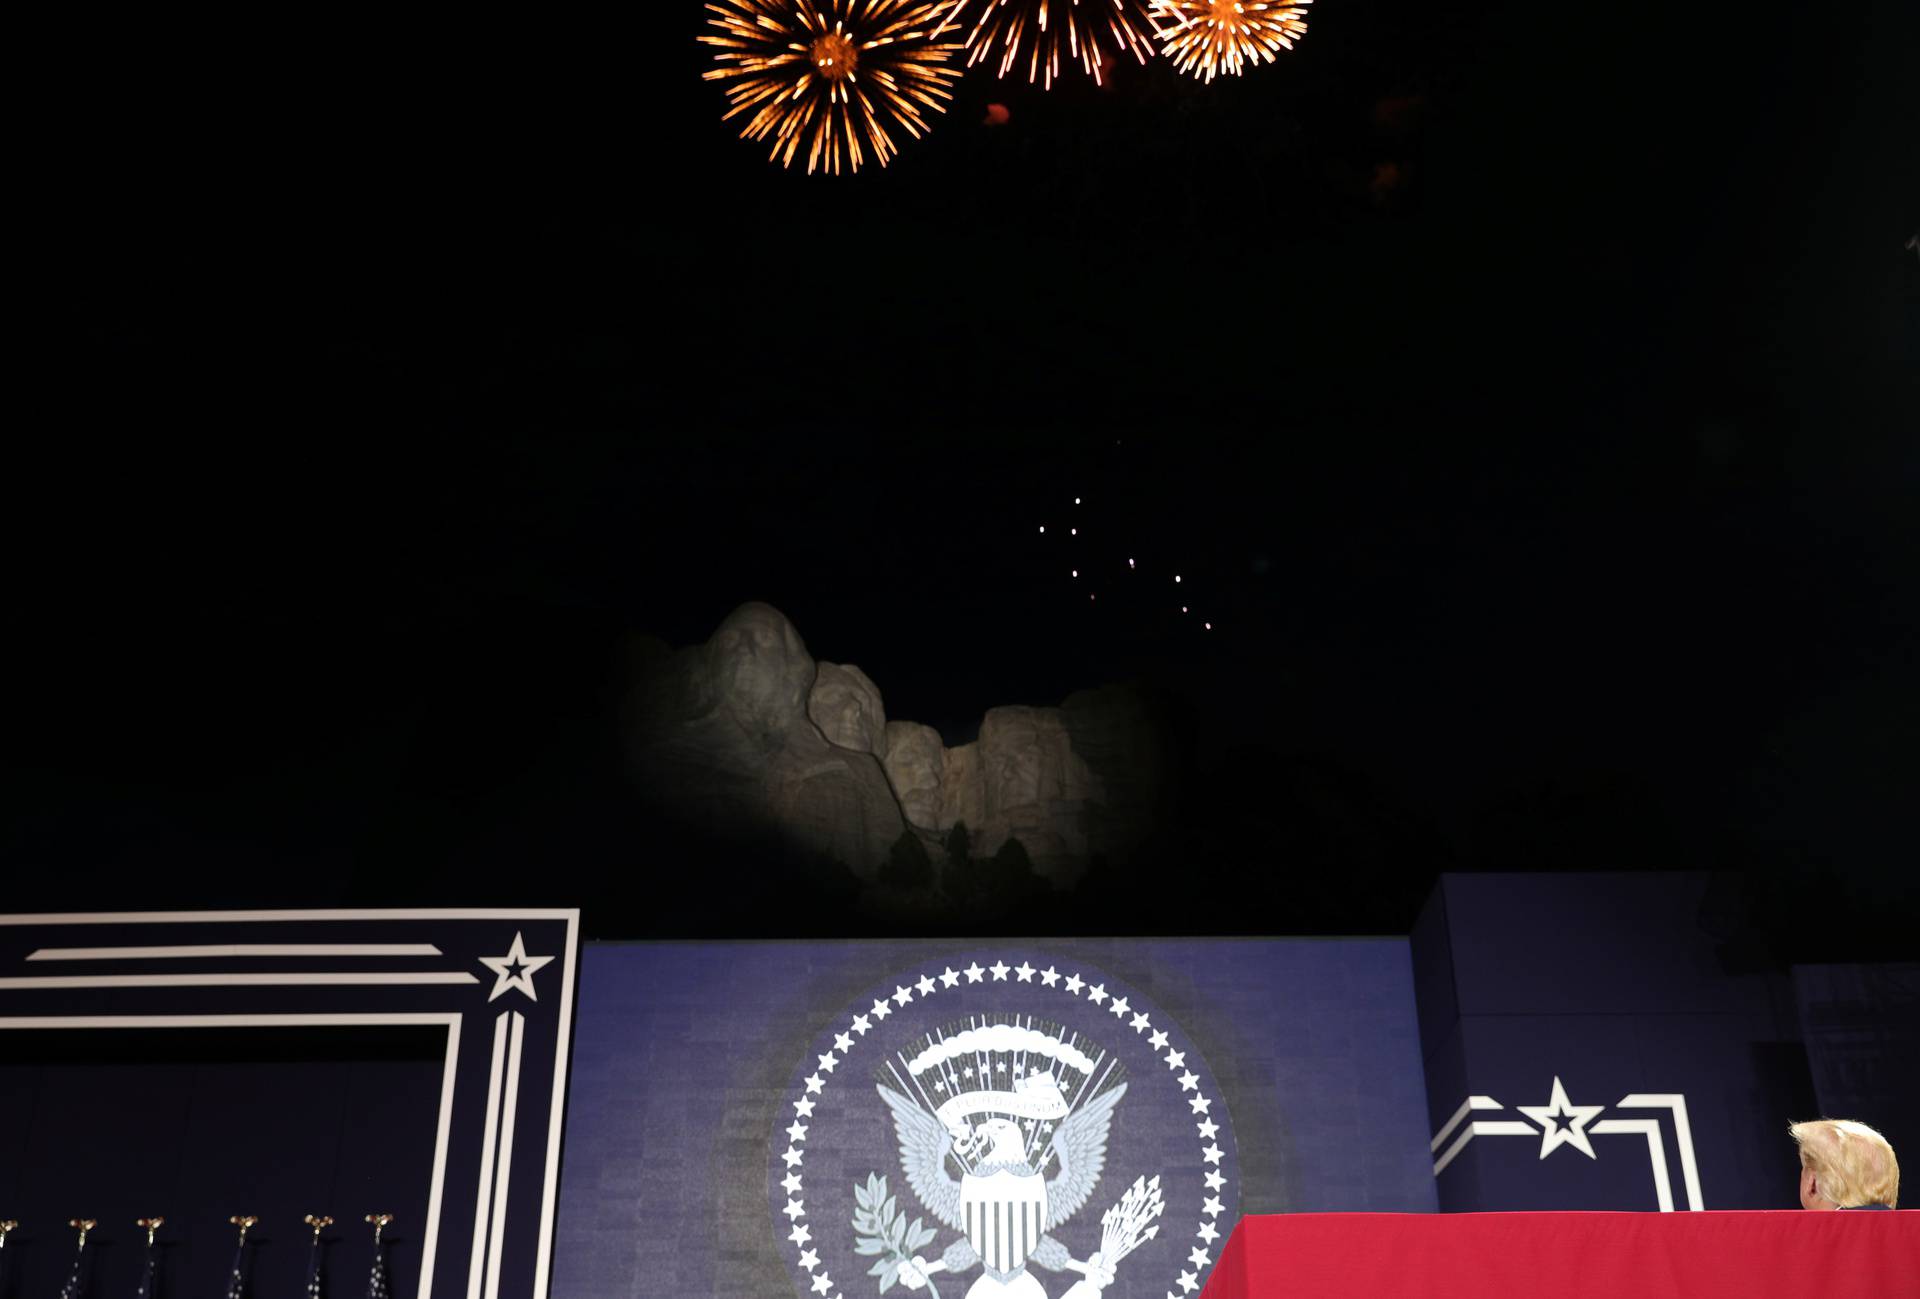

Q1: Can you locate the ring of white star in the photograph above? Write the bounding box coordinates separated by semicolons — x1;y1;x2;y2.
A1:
777;958;1232;1299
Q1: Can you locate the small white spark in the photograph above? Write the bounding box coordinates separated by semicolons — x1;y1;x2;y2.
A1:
1175;575;1182;583
1071;570;1078;578
1071;528;1077;536
1205;622;1212;630
1128;558;1135;568
1039;525;1046;533
1074;497;1082;505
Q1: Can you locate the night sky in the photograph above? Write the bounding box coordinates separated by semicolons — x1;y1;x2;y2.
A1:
17;3;1919;948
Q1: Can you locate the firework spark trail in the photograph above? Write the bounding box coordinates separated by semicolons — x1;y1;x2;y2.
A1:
1153;0;1311;82
936;0;1162;89
702;0;962;174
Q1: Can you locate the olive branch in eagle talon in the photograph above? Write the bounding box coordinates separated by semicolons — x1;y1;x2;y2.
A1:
853;1173;943;1296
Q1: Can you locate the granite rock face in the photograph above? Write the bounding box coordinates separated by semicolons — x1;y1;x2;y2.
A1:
631;603;1171;884
881;721;947;831
627;603;905;876
928;707;1102;881
808;662;888;757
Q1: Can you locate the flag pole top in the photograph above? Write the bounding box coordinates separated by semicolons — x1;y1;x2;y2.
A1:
137;1217;165;1246
230;1215;258;1246
366;1214;394;1245
69;1219;98;1248
304;1215;334;1243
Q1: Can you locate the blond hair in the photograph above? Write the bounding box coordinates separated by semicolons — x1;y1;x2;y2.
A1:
1790;1119;1900;1208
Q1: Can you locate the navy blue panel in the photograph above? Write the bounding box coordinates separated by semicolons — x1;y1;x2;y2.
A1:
1414;874;1817;1213
0;1027;442;1298
1410;878;1458;1064
555;938;1434;1299
1439;872;1779;1017
1794;963;1920;1190
0;910;579;1299
1436;1014;1815;1211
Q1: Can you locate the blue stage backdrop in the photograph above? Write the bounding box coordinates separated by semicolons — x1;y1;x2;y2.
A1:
1413;873;1818;1213
554;938;1436;1299
1793;962;1920;1198
0;909;579;1299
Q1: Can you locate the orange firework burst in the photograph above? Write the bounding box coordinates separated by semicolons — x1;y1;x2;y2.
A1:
1152;0;1311;82
701;0;962;174
937;0;1161;89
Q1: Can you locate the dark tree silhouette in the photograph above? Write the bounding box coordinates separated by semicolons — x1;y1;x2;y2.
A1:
881;830;934;889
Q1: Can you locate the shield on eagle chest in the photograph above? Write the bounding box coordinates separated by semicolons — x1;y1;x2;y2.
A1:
961;1167;1048;1274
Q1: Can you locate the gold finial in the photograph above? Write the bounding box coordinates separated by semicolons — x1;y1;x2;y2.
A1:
365;1214;394;1246
138;1217;165;1247
70;1219;99;1249
230;1215;259;1246
304;1214;334;1243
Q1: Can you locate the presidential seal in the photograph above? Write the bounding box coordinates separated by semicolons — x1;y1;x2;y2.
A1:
770;956;1239;1299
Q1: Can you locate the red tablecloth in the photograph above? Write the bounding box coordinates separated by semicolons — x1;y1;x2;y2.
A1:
1199;1212;1918;1299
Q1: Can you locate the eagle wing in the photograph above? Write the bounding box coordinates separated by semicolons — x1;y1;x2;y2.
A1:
878;1084;965;1233
1043;1082;1126;1231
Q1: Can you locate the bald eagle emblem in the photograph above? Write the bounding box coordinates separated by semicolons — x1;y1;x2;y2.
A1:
858;1019;1164;1299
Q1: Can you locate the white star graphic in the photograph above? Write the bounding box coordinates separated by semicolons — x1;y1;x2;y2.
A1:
1197;1118;1219;1140
871;999;892;1021
1149;1030;1169;1050
892;985;914;1006
1130;1013;1151;1032
1198;1221;1219;1245
783;1147;804;1168
1202;1195;1224;1217
1040;966;1061;986
834;1033;854;1053
810;1274;832;1296
916;974;937;996
990;961;1011;981
1179;1071;1200;1092
784;1199;805;1220
786;1121;808;1141
1177;1271;1198;1294
1517;1077;1605;1160
1189;1095;1211;1115
804;1075;824;1095
851;1015;872;1036
1188;1247;1211;1269
1202;1144;1223;1166
1012;961;1035;982
789;1224;811;1246
940;967;961;988
964;963;986;983
478;932;555;1003
1204;1170;1226;1191
1064;973;1085;994
1109;996;1131;1018
782;1172;803;1195
817;1053;838;1073
797;1249;820;1271
794;1098;816;1118
1165;1049;1186;1070
1087;983;1108;1004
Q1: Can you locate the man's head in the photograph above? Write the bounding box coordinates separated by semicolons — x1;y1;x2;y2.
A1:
1790;1119;1900;1210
